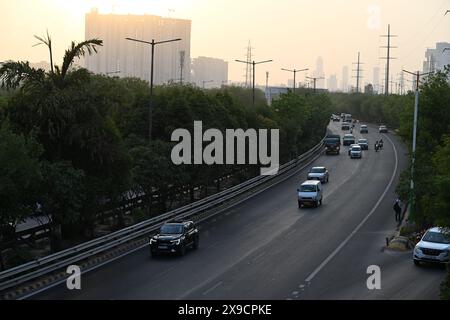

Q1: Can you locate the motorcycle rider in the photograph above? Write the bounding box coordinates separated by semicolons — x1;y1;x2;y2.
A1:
375;140;379;151
379;138;384;149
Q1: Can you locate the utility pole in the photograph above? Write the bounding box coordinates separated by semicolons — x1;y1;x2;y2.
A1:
281;67;309;92
352;52;363;93
402;69;432;220
380;24;397;95
265;71;269;91
125;37;181;142
306;76;325;93
236;59;273;105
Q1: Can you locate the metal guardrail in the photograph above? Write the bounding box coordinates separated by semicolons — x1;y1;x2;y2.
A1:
0;134;326;293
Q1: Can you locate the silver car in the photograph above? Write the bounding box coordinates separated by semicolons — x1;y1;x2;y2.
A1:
349;145;362;159
307;166;329;183
413;227;450;266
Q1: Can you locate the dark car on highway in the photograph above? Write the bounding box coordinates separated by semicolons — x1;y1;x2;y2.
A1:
150;221;199;257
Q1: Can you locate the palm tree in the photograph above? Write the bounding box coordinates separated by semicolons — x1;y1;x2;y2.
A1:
0;33;102;90
0;35;103;160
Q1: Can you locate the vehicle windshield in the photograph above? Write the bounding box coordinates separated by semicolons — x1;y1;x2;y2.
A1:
423;231;450;244
325;138;340;143
160;224;183;234
310;168;326;173
358;139;367;143
351;146;361;151
344;135;355;139
300;185;317;192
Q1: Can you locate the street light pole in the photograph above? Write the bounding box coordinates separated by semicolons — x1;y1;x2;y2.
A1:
281;68;309;92
306;76;325;93
402;69;432;219
236;59;273;105
125;37;181;142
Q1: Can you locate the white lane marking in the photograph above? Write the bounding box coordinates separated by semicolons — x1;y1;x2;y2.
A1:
202;281;223;296
251;251;266;263
284;229;297;238
304;134;398;283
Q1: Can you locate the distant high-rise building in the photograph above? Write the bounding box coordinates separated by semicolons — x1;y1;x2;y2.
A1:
191;56;228;88
84;9;191;84
422;42;450;76
341;66;349;92
314;57;325;89
327;74;338;92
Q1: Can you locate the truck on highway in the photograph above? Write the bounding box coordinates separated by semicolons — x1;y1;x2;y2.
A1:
324;134;341;155
343;113;352;123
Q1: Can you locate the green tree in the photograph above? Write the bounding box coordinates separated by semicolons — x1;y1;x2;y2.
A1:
0;122;42;270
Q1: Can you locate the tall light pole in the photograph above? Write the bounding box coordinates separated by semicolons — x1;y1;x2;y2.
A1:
125;37;181;142
306;76;325;93
402;69;432;219
236;59;273;105
281;67;309;92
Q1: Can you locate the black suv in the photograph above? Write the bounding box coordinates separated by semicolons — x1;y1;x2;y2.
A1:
150;221;199;257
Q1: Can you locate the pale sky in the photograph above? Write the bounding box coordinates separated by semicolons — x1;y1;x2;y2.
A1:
1;0;450;88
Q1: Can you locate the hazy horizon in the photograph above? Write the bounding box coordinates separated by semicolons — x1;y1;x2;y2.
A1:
1;0;450;88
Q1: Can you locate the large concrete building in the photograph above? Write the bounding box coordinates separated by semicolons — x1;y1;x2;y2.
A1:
191;56;228;88
84;9;191;84
422;42;450;75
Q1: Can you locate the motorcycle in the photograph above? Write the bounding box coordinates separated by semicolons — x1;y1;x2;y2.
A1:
375;143;379;152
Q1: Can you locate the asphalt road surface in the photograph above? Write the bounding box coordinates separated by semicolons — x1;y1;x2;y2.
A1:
33;121;446;300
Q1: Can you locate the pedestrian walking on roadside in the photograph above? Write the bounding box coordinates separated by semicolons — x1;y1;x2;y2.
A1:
393;198;402;222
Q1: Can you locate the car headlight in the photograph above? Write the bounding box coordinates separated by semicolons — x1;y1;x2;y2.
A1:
150;238;156;244
172;238;181;245
414;246;422;254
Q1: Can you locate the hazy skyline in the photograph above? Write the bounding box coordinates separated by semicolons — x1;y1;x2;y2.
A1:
1;0;450;86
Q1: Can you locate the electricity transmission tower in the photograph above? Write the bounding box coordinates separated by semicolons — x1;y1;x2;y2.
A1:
352;52;363;93
380;24;397;95
244;41;254;88
179;50;185;85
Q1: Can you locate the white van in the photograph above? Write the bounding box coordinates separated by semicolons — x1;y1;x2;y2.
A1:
297;180;323;208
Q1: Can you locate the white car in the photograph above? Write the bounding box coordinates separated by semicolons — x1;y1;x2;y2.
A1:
349;145;362;159
379;125;388;133
413;227;450;266
307;167;329;183
297;180;323;208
